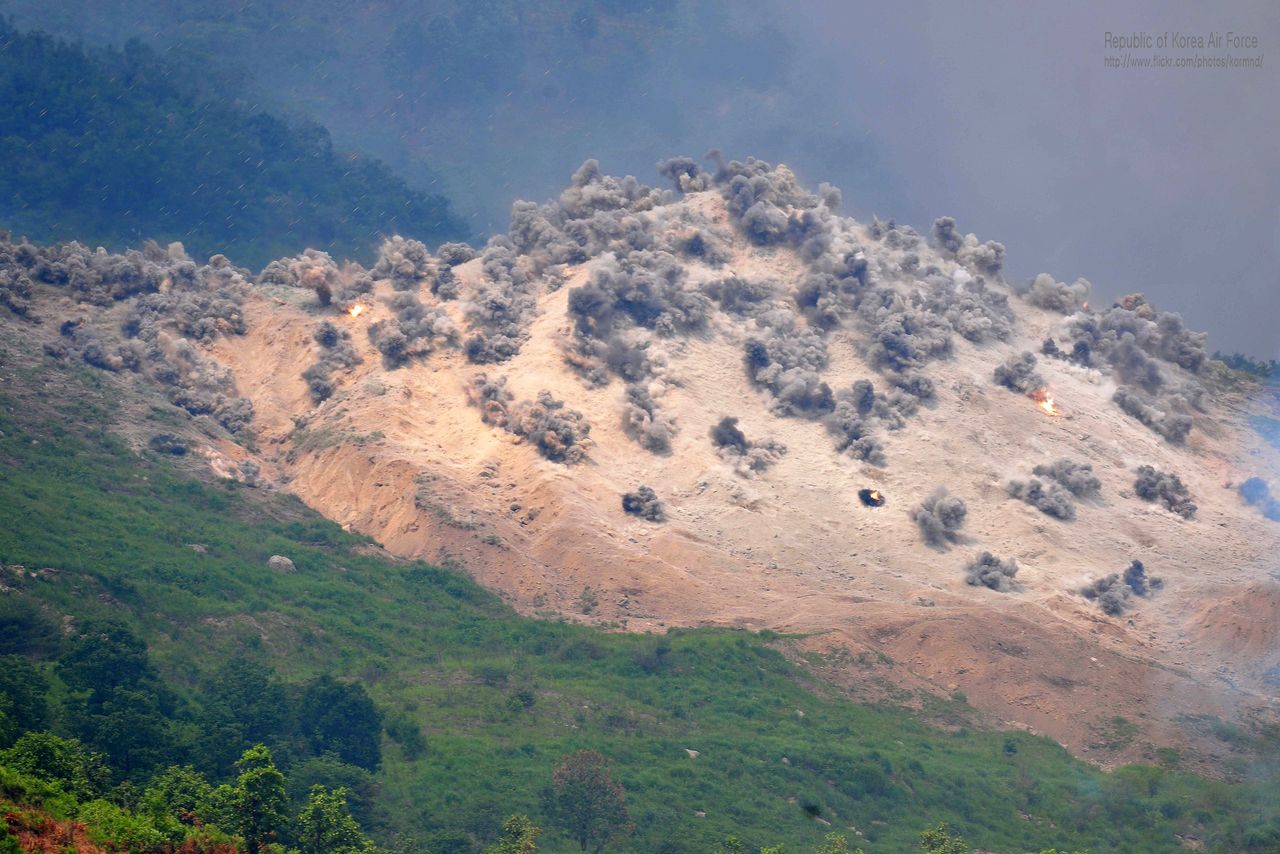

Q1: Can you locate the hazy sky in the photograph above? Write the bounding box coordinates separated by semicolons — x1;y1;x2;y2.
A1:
766;0;1279;357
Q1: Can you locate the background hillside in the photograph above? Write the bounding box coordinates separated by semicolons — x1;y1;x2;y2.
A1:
0;20;466;267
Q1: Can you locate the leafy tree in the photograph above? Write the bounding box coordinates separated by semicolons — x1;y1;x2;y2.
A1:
484;814;542;853
56;619;156;697
230;745;289;854
197;658;290;777
0;655;49;743
73;685;174;777
297;675;383;771
286;756;380;832
0;730;108;800
296;785;375;854
0;598;63;658
0;698;14;748
140;764;215;830
545;750;634;852
56;620;175;776
919;823;968;854
817;832;862;854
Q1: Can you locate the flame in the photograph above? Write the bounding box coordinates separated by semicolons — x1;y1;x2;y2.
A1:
347;304;365;319
869;490;883;502
1030;388;1060;416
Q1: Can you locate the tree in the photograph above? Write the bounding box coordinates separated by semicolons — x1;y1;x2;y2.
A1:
56;619;156;698
56;619;176;776
196;658;289;777
545;750;634;852
296;785;374;854
0;598;63;658
0;655;49;743
286;756;380;832
919;823;969;854
298;676;383;771
484;814;542;854
140;765;214;830
818;833;863;854
0;731;109;800
231;745;288;854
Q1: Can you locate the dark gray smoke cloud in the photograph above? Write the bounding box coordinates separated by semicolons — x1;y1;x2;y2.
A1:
1032;459;1102;498
463;238;538;364
911;488;967;548
993;352;1044;394
930;218;1005;278
622;485;667;522
1080;561;1163;616
964;551;1019;592
24;238;258;437
621;383;677;455
710;416;787;478
1006;477;1076;521
373;236;434;290
368;291;458;369
1133;464;1197;519
303;321;363;403
466;374;591;464
1024;274;1090;314
1113;387;1193;444
918;274;1013;343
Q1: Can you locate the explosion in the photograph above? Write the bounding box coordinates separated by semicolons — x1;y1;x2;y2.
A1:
858;488;886;507
1030;388;1059;416
348;303;366;319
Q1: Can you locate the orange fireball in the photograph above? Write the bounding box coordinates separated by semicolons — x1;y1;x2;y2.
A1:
1029;388;1060;416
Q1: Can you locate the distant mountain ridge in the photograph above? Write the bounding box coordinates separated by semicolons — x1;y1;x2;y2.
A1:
0;20;466;267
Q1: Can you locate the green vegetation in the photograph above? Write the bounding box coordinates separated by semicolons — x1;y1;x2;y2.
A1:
1214;351;1279;384
0;739;366;852
0;19;466;267
1;352;1279;851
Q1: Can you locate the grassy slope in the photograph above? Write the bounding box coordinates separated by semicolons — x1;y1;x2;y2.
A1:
0;347;1277;853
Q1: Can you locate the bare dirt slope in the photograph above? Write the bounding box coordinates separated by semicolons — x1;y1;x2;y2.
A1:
8;156;1279;769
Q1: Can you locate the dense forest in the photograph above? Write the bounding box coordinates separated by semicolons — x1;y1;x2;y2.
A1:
0;19;466;267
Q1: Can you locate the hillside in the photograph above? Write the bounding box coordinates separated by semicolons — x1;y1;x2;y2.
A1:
0;20;466;267
8;331;1279;852
2;154;1280;850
